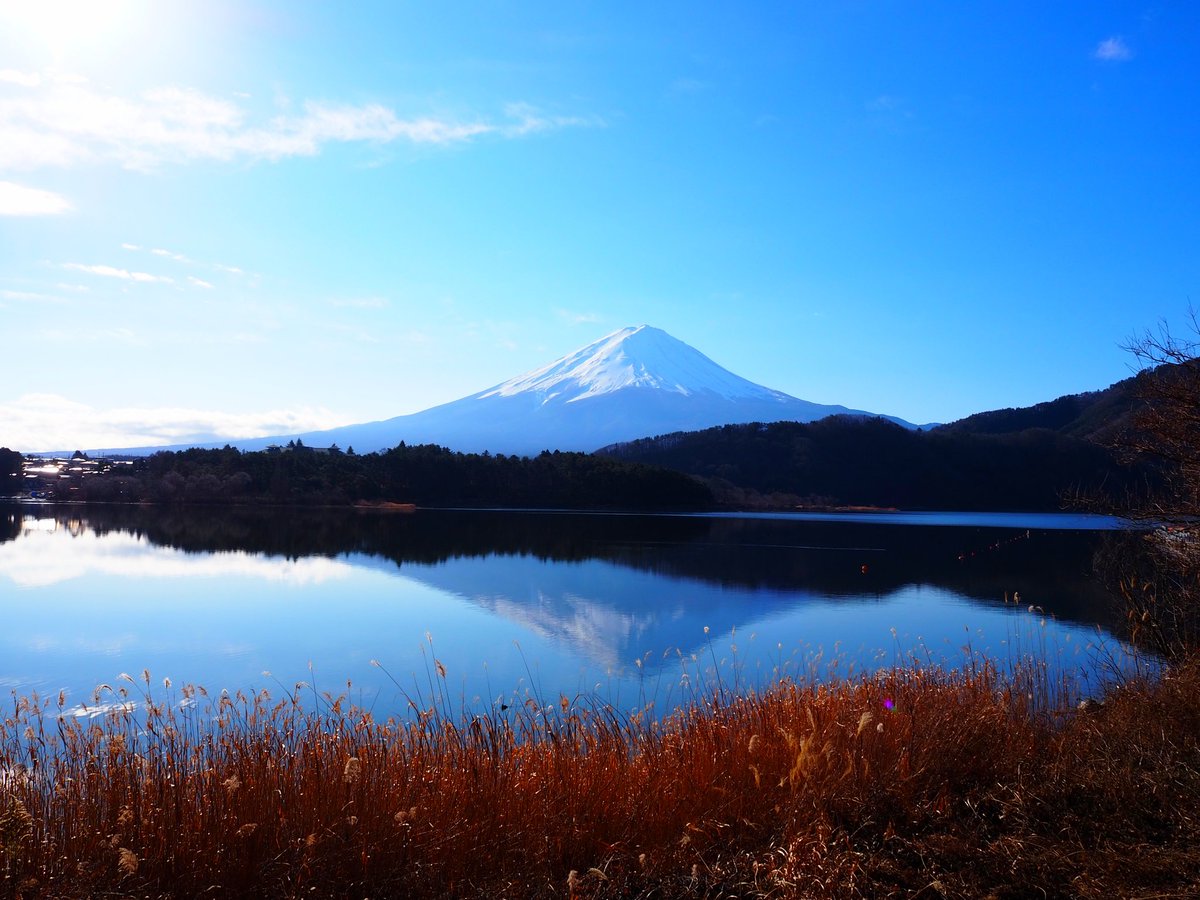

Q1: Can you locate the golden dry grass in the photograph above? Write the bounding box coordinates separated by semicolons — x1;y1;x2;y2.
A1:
1;656;1198;899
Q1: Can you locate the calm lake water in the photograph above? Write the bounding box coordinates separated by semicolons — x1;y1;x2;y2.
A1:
0;503;1145;718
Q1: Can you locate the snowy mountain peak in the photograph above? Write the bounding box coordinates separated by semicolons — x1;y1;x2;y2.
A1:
130;324;915;457
479;325;786;405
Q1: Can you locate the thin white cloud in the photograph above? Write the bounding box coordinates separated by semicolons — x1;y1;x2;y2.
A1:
187;276;214;289
99;327;139;344
0;69;40;87
864;94;915;133
865;94;915;124
329;323;382;344
0;76;592;171
238;102;493;156
0;393;353;452
121;243;247;278
0;288;68;306
37;326;144;346
501;102;602;137
666;78;708;97
0;180;72;215
555;309;602;326
63;263;174;283
1094;37;1133;62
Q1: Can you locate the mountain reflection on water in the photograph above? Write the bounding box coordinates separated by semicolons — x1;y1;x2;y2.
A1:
0;504;1143;714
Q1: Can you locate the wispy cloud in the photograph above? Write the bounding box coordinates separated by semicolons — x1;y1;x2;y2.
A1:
866;94;903;113
0;288;68;306
0;180;71;215
0;75;595;171
0;393;352;452
864;94;914;132
0;69;40;87
63;263;174;284
187;276;214;289
38;326;145;346
555;309;602;326
328;323;382;344
666;77;709;97
121;243;247;280
330;296;389;309
1094;36;1133;62
150;247;191;263
500;102;603;137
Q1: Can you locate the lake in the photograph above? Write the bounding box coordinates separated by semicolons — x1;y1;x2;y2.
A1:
0;503;1145;718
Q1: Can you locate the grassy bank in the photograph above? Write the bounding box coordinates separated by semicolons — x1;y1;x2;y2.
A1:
2;657;1198;899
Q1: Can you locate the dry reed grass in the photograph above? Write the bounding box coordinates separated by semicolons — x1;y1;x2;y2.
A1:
1;654;1198;899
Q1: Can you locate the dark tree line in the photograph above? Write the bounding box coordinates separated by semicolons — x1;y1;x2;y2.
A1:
0;447;22;495
601;415;1145;512
37;442;714;511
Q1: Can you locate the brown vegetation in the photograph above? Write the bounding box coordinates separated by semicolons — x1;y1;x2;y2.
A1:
1119;314;1200;518
1091;315;1200;661
2;655;1197;899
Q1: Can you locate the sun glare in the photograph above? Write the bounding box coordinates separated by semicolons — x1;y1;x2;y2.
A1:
2;0;138;63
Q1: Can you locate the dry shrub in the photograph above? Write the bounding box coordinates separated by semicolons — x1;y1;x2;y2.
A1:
0;656;1197;899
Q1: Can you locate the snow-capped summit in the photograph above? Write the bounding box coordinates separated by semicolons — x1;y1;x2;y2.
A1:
482;325;787;404
132;325;913;456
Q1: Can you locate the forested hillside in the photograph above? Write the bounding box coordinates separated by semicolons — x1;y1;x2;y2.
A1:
600;415;1142;511
936;374;1139;443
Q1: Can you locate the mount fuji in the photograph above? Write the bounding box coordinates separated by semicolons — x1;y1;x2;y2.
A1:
159;326;914;456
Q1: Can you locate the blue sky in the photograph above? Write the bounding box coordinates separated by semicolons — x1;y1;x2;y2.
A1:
1;1;1196;450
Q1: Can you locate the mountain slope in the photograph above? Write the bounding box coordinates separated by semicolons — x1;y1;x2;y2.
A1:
935;376;1139;443
600;414;1139;511
210;325;913;456
595;369;1161;511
